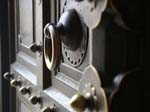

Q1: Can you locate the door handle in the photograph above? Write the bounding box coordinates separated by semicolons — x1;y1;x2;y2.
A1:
70;93;98;112
19;86;30;95
44;23;61;71
44;9;85;70
70;65;108;112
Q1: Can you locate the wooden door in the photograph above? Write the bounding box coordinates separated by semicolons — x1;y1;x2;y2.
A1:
2;0;143;112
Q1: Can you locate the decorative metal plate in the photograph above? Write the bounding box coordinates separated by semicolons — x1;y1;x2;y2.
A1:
62;24;87;67
63;0;108;29
79;65;108;112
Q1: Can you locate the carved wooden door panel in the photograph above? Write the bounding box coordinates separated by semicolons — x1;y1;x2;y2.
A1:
3;0;142;112
4;0;43;112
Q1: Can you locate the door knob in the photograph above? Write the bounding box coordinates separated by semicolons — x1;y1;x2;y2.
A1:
70;66;109;112
57;9;83;51
10;79;21;88
29;96;41;105
19;86;30;95
44;9;84;70
29;43;42;53
70;92;98;112
3;72;13;80
69;94;86;112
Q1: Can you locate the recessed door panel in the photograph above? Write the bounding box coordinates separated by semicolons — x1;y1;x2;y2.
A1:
19;0;34;47
9;1;43;112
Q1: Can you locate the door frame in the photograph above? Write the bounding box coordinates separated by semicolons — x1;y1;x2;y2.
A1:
0;0;16;112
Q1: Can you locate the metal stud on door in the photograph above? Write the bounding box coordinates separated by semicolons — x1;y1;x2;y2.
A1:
70;65;108;112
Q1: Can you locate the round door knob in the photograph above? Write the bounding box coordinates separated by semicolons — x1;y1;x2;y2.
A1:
29;96;40;105
44;9;84;71
3;72;13;80
41;107;55;112
58;9;83;51
69;94;87;112
19;86;30;95
70;92;98;112
10;79;20;88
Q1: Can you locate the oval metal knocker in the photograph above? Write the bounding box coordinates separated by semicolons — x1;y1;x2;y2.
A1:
44;23;61;71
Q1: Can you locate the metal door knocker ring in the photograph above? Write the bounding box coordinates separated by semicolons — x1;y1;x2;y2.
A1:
44;23;61;71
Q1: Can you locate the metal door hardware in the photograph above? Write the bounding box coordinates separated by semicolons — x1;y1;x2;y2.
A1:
57;9;83;51
44;9;87;70
29;96;41;105
3;72;13;80
44;23;61;71
41;106;56;112
60;9;87;67
19;86;30;95
70;92;98;112
28;43;42;53
70;65;108;112
2;0;143;112
10;79;21;88
63;0;108;28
